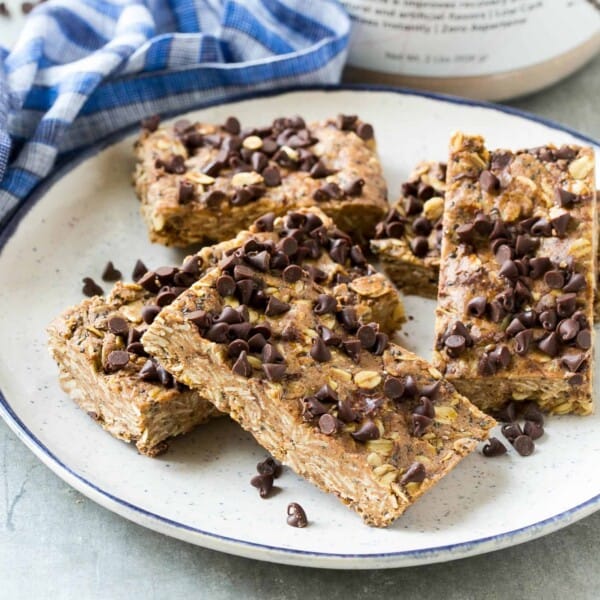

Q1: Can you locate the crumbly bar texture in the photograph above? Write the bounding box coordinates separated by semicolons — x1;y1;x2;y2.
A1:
434;133;597;415
370;161;447;298
142;211;494;527
133;114;388;247
47;208;403;456
47;282;219;457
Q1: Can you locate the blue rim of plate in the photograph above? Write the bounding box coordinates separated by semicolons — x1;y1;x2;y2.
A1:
0;84;599;567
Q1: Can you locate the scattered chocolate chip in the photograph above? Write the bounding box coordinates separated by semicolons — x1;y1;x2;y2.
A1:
231;351;252;377
186;309;211;331
223;116;241;135
557;318;580;342
314;294;337;315
414;396;435;419
206;322;230;343
342;338;361;362
555;187;577;207
556;293;577;318
473;214;493;236
514;329;533;356
505;317;525;337
82;277;103;297
538;332;560;357
405;196;423;216
456;223;476;244
563;273;585;293
310;336;331;362
410;236;429;257
528;257;551;279
344;178;365;197
286;502;308;528
351;420;380;442
227;339;249;359
215;274;236;297
105;350;129;373
107;316;128;337
265;296;291;317
399;462;426;486
156;289;176;307
257;457;282;478
482;437;507;457
496;401;518;423
254;212;276;232
544;270;565;289
550;212;571;236
480;170;500;193
466;296;487;318
561;352;586;372
318;413;339;435
282;264;303;283
417;182;434;200
139;359;159;382
501;422;523;443
383;376;405;400
444;334;466;357
251;473;273;498
336;114;357;130
523;421;544;440
530;218;552;236
357;324;377;350
372;332;389;355
356;122;374;141
412;414;432;437
101;261;122;282
576;329;591;350
513;435;535;457
338;307;358;332
261;362;285;382
499;260;519;280
140;304;159;325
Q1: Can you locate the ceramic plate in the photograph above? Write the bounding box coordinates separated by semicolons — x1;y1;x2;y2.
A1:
1;88;599;569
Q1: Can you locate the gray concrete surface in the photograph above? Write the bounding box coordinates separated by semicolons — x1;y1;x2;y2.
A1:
2;53;600;600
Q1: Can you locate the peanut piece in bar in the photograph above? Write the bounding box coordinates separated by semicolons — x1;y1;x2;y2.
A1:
434;133;596;415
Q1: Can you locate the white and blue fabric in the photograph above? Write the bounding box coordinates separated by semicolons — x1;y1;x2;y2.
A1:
0;0;350;225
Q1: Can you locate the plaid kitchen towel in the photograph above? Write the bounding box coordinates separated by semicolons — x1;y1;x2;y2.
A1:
0;0;350;226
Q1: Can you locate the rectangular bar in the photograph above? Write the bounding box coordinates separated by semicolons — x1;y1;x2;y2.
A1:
134;114;388;247
142;210;494;527
47;209;404;455
434;133;596;415
370;161;447;298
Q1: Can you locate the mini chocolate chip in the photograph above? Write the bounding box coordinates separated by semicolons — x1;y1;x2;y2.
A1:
514;235;538;257
349;245;367;267
514;329;533;356
186;310;211;331
257;457;282;478
262;363;286;382
107;316;129;337
310;336;331;362
286;502;308;528
544;270;565;289
265;297;291;317
229;322;252;340
494;244;513;265
473;214;493;236
314;294;337;315
524;421;544;440
315;384;338;403
490;219;508;239
351;420;380;441
336;114;357;130
250;152;268;173
204;190;227;209
338;307;358;332
342;338;362;362
490;345;511;369
277;236;299;257
556;293;577;317
177;180;195;204
506;317;525;337
302;396;328;420
477;353;496;376
412;414;432;437
251;473;273;498
132;259;148;282
245;250;271;272
254;212;276;232
499;260;519;280
232;351;252;377
513;435;535;457
337;399;357;423
400;462;426;485
308;160;332;179
82;277;103;297
216;274;236;297
282;264;303;283
329;238;350;264
417;182;434;200
555;145;578;160
496;401;518;423
101;261;122;282
137;272;159;293
141;114;160;132
561;352;586;372
576;329;591;350
538;332;560;357
444;334;466;357
227;339;249;359
539;309;557;331
216;306;244;324
355;324;376;349
105;350;129;373
262;343;284;364
551;212;571;236
260;165;281;187
563;273;585;293
141;304;160;325
139;359;159;382
156;289;176;307
557;318;580;342
232;264;254;282
482;437;508;457
480;170;500;193
410;236;429;258
372;332;389;355
501;422;523;443
383;376;405;400
467;296;487;318
223;116;241;135
528;257;552;279
414;396;435;419
318;413;339;435
555;187;577;207
206;322;230;343
530;218;552;236
344;178;365;196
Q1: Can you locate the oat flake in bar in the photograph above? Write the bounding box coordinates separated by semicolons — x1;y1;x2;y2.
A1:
142;210;494;527
434;133;596;415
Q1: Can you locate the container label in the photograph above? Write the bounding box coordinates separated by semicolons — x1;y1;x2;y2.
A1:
342;0;600;77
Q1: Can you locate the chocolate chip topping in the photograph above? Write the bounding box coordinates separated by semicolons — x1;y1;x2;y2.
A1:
313;294;337;315
513;435;535;457
286;502;308;528
102;261;122;282
482;437;507;457
250;473;274;498
318;413;339;435
257;457;282;478
310;336;331;362
400;462;426;485
351;420;380;442
410;236;429;258
105;350;129;373
107;316;129;337
231;351;252;377
82;277;103;297
141;114;160;132
262;362;286;381
523;420;544;440
479;170;500;193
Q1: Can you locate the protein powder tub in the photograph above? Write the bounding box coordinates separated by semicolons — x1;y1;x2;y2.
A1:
341;0;600;100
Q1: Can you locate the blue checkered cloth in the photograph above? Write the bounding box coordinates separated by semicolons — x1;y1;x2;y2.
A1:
0;0;350;225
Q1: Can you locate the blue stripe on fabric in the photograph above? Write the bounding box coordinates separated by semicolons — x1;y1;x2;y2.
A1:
143;35;172;71
266;0;336;41
168;0;201;33
223;2;295;55
50;7;111;51
0;166;40;193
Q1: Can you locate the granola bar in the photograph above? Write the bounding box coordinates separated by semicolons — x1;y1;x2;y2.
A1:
47;209;404;455
434;133;597;415
142;211;494;527
134;114;388;247
370;161;447;298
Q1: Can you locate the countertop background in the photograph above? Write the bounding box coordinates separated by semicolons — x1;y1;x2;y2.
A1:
1;7;600;598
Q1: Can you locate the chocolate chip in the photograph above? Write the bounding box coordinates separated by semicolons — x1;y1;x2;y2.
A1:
514;234;538;257
499;260;519;280
414;396;435;419
329;238;350;264
223;116;241;135
444;334;466;357
231;351;252;377
410;236;429;258
262;363;286;382
302;396;328;420
100;261;121;282
310;336;331;362
155;289;176;307
539;309;557;331
557;318;580;342
351;420;380;442
563;273;585;293
185;310;210;332
344;178;365;197
253;212;275;233
501;422;523;443
139;359;160;382
131;259;148;282
521;402;544;425
480;170;500;193
307;160;331;179
262;343;284;364
245;250;270;272
216;306;243;325
257;457;282;478
524;421;544;440
490;345;511;369
542;269;564;289
205;322;229;343
105;350;129;373
477;353;496;376
213;274;235;298
383;376;405;400
465;296;486;318
505;317;525;337
556;293;577;317
355;324;376;350
514;329;533;356
555;187;577;207
342;338;361;362
336;399;356;423
481;437;507;457
530;218;552;236
140;304;160;325
265;297;291;317
313;294;337;315
538;332;560;357
107;316;128;337
490;219;508;240
251;473;273;498
486;300;505;323
356;122;374;140
455;223;475;244
282;264;303;283
412;414;432;437
82;277;103;297
576;329;591;350
318;413;339;435
202;190;226;209
336;114;357;130
397;462;426;486
555;145;577;160
528;257;551;279
404;196;423;217
473;214;493;236
286;502;308;528
513;435;535;457
550;212;571;236
561;352;586;372
371;332;388;356
141;114;160;132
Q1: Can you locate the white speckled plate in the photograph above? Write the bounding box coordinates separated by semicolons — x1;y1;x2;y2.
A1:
0;88;599;569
